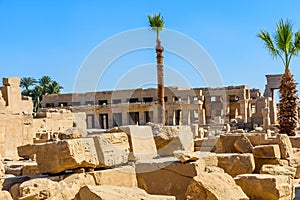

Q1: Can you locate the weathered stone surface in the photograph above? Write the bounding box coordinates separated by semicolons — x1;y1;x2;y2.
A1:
136;157;204;200
154;126;194;156
120;126;158;160
215;134;241;153
89;166;137;187
75;185;176;200
92;133;130;168
35;138;99;174
216;153;255;177
58;127;87;140
260;164;296;177
18;178;61;200
2;176;30;191
185;171;249;200
254;158;288;172
235;174;294;200
253;144;281;159
275;134;293;159
17;144;36;160
51;173;96;200
234;135;253;153
0;191;13;200
174;151;199;163
22;163;40;178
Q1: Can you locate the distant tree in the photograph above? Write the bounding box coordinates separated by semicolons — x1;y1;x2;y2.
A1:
21;75;63;112
148;12;165;125
20;77;37;96
258;19;300;136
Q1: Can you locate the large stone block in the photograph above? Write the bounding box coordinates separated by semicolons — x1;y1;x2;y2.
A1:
275;134;293;159
120;125;157;160
136;157;204;200
215;134;241;153
260;164;296;178
154;126;194;156
93;133;130;168
35;138;99;174
17;144;36;160
234;135;253;153
235;174;294;200
254;158;288;172
185;171;249;200
216;153;255;177
75;185;176;200
253;144;281;159
0;191;13;200
89;166;137;187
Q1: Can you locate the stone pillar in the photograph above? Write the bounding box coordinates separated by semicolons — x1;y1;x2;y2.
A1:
238;100;248;123
182;109;190;125
262;107;271;131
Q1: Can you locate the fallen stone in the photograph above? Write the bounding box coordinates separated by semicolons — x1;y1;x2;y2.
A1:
253;144;281;159
17;144;36;160
58;127;87;140
154;126;194;156
174;151;199;163
260;164;296;178
22;163;40;178
185;171;249;200
2;176;30;191
89;166;137;187
275;134;293;159
216;153;255;177
35;138;99;174
75;185;176;200
136;157;205;200
18;178;61;199
120;125;158;160
0;191;13;200
254;158;288;172
215;134;241;153
234;135;253;153
235;174;294;200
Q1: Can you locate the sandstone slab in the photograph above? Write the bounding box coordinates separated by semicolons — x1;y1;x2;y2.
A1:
216;153;255;177
185;171;249;200
235;174;294;200
234;135;253;153
154;126;194;156
75;185;176;200
253;144;281;159
121;126;157;160
260;164;296;177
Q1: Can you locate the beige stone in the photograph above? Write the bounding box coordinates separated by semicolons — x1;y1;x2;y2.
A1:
35;138;99;174
234;135;253;153
254;158;288;172
154;126;194;156
215;134;241;153
275;134;293;159
185;171;249;200
136;157;204;200
216;153;255;177
19;178;61;199
22;163;40;178
89;166;137;187
75;185;176;200
120;125;157;160
260;164;296;177
17;144;36;160
174;150;199;163
253;144;281;159
235;174;294;200
0;191;13;200
58;127;87;140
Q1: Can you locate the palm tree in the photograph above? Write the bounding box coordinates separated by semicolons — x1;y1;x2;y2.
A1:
20;77;37;96
46;81;63;94
39;75;52;95
31;85;43;112
148;12;165;125
258;19;300;136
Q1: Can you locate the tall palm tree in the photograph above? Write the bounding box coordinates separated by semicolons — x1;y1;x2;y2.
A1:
258;19;300;136
46;81;63;94
31;85;43;112
20;77;37;96
148;12;165;125
39;75;52;95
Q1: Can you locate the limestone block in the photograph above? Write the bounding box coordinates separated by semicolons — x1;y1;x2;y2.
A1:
58;127;87;139
136;157;205;200
22;163;40;178
35;138;99;174
254;158;288;173
275;134;293;159
120;125;157;160
235;174;294;200
17;144;36;160
216;153;255;177
89;166;137;187
234;135;253;153
0;191;13;200
289;136;300;148
93;133;130;168
154;126;194;156
260;164;296;178
174;150;199;163
51;173;96;200
75;185;176;200
185;171;249;200
253;145;281;159
19;178;61;199
215;134;241;153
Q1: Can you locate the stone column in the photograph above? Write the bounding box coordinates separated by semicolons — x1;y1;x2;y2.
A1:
238;100;248;123
262;107;271;131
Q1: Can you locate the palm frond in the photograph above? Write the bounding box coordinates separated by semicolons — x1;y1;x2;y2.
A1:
257;30;279;58
147;12;164;31
274;19;293;54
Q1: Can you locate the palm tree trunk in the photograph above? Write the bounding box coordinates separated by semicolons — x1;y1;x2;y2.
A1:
156;37;165;125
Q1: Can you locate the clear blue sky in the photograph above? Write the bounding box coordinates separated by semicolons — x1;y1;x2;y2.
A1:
1;0;300;94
